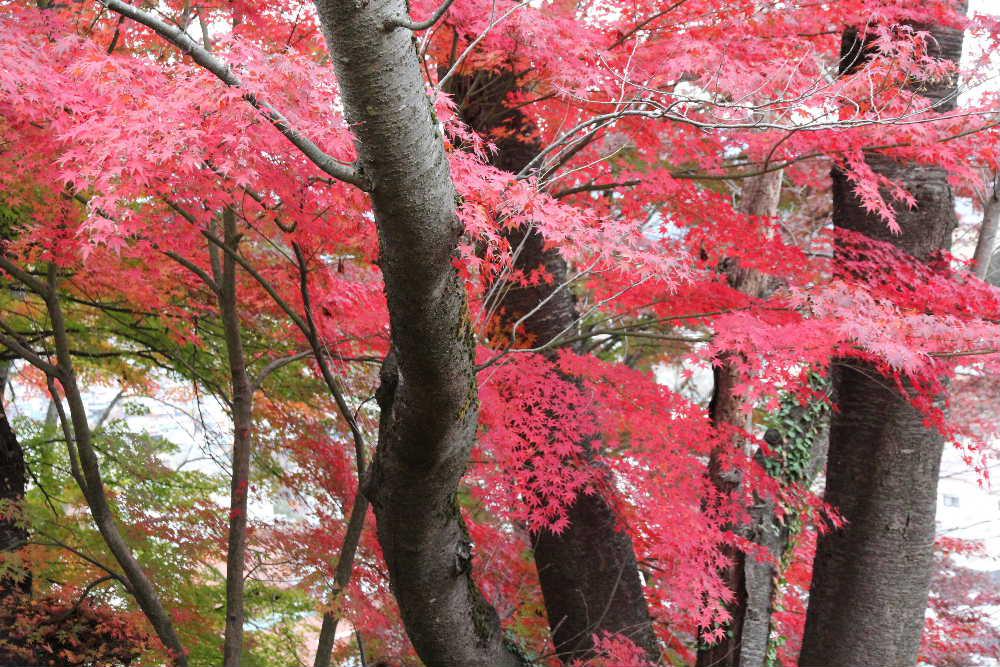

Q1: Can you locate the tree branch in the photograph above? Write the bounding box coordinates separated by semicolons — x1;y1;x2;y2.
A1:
42;264;190;666
98;0;369;190
165;251;221;294
384;0;455;31
252;349;310;391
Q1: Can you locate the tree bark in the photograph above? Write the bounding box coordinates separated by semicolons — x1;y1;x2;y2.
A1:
696;169;782;667
312;491;367;667
310;5;525;664
799;22;963;667
39;267;189;666
972;174;1000;280
987;245;1000;286
448;70;659;664
800;362;946;667
0;399;28;600
217;209;255;667
755;397;831;667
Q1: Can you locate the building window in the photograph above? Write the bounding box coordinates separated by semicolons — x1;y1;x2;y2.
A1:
943;494;960;508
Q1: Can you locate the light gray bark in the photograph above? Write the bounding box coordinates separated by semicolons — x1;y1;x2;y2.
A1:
972;174;1000;280
735;171;784;667
310;1;526;663
988;245;1000;286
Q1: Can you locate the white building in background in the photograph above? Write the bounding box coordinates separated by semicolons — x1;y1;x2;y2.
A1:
937;445;1000;561
936;443;1000;657
934;444;1000;667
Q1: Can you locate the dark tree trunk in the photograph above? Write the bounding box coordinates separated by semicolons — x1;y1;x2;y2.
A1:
217;209;255;667
696;169;782;667
447;70;659;664
492;224;656;666
988;245;1000;286
0;400;28;599
799;21;963;667
800;361;946;667
311;5;525;665
697;365;750;667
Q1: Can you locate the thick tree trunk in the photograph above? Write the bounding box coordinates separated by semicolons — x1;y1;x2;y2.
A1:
696;169;782;667
800;361;946;667
799;22;963;667
448;71;659;664
311;5;524;665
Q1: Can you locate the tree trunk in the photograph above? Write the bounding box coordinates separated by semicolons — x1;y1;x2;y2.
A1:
0;400;28;599
0;394;29;667
972;174;1000;280
696;169;782;667
801;361;947;667
311;5;525;664
756;393;831;666
217;209;255;667
42;272;189;666
988;244;1000;286
799;22;963;667
448;70;659;664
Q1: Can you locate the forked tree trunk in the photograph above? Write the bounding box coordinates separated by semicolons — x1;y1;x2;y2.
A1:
311;4;525;665
448;70;659;664
799;22;963;667
696;168;782;667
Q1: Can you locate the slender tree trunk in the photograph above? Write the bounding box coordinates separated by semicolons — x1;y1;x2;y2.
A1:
755;394;831;665
284;244;372;667
696;169;782;667
799;23;963;667
696;366;749;667
312;492;367;667
972;174;1000;280
311;4;525;664
448;70;659;664
38;267;189;666
217;209;255;667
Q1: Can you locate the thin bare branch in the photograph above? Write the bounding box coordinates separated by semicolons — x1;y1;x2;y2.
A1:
99;0;369;190
252;350;310;390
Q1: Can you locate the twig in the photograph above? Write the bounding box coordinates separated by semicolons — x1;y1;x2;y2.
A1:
98;0;368;190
